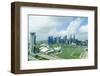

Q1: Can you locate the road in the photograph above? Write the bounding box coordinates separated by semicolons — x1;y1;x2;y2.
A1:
38;53;61;60
80;51;88;58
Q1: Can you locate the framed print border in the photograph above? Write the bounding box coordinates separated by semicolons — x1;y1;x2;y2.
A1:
11;2;98;74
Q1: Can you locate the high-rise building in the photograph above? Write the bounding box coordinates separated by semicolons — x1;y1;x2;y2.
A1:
72;34;75;40
72;34;76;43
69;34;72;44
55;36;61;44
48;36;54;44
48;34;77;45
68;34;76;44
30;32;36;54
63;35;67;44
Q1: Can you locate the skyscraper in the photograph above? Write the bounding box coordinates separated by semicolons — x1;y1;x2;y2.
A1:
55;36;61;44
72;34;76;43
69;34;72;44
63;35;67;44
48;36;54;44
30;32;36;54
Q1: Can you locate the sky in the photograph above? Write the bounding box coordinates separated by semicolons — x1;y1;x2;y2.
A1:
29;15;88;41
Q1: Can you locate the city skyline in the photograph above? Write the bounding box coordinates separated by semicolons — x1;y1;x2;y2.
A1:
29;15;88;41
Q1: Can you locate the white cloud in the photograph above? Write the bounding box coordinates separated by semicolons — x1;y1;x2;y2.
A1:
48;17;88;40
29;16;60;40
65;18;81;35
79;25;88;33
29;16;88;41
76;25;88;40
48;18;82;37
29;16;53;32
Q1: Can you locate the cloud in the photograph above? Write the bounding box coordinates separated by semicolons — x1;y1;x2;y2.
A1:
76;32;88;40
76;25;88;40
48;18;82;37
29;16;60;40
60;18;81;36
65;18;81;34
29;16;54;32
79;25;88;33
29;16;88;41
48;17;88;40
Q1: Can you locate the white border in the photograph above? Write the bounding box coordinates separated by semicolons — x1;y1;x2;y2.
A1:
20;7;95;70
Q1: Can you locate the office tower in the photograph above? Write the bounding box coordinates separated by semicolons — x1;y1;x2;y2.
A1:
55;36;61;44
73;34;75;40
30;32;36;54
48;36;54;44
72;34;76;43
69;34;72;44
54;37;56;44
63;35;67;44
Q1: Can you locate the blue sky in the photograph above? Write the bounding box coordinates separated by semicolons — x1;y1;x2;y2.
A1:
29;15;88;41
51;16;88;32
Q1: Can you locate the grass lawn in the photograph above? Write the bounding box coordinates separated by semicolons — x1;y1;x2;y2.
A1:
55;44;86;59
